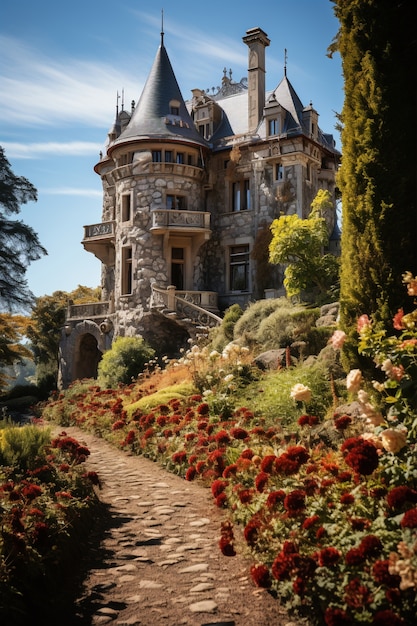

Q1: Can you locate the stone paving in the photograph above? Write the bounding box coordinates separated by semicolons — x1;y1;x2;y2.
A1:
55;426;302;626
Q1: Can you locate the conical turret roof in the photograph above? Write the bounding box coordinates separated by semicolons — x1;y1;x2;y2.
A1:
112;35;208;149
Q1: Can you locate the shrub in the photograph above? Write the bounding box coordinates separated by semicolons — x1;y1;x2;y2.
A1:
97;336;155;388
233;298;293;349
0;422;51;470
208;304;243;351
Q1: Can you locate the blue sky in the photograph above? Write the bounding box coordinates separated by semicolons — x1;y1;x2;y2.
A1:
0;0;343;299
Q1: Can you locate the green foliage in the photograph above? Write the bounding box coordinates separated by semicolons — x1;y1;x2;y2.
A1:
208;303;243;351
331;0;417;358
233;298;292;348
0;146;47;312
257;307;320;351
269;190;339;299
97;336;155;388
0;422;50;470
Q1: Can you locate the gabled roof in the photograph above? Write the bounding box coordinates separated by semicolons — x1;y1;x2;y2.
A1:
112;35;208;150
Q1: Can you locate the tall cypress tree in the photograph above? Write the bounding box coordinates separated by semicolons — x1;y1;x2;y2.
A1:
331;0;417;364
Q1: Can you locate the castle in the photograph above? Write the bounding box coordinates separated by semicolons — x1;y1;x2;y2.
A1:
58;26;340;388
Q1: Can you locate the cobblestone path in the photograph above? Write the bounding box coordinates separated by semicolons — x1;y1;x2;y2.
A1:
55;426;303;626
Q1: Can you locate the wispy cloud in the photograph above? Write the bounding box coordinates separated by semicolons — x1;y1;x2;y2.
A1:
0;35;141;128
2;141;102;159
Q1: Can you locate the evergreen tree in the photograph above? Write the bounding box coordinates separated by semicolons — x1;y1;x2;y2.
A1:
0;146;46;311
330;0;417;364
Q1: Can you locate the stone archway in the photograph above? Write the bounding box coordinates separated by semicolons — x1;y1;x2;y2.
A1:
73;332;102;381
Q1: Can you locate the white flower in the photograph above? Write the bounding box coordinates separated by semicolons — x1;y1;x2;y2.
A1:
209;350;220;359
346;369;363;393
224;374;234;383
290;383;312;403
357;389;369;403
202;389;213;397
380;428;407;454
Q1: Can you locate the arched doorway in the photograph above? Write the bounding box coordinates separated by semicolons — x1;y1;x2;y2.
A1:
73;333;102;381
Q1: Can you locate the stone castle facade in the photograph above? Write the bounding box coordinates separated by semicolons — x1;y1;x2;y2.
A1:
58;26;340;388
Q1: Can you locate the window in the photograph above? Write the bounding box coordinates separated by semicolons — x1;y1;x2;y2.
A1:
166;194;186;210
121;194;131;221
232;180;250;212
176;152;184;164
275;164;284;181
268;118;280;136
152;150;162;162
230;245;249;292
171;247;184;290
121;247;132;295
165;150;173;163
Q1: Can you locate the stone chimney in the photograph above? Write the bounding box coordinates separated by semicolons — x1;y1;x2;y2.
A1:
242;27;270;133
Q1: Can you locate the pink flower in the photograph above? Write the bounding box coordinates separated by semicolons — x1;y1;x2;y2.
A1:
357;314;371;333
329;329;346;350
380;428;407;453
393;308;405;330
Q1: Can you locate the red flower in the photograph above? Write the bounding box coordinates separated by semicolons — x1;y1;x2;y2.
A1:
373;610;406;626
222;463;238;478
341;437;379;475
230;427;249;440
250;564;271;588
255;471;269;493
211;479;228;498
197;403;209;415
317;547;341;567
185;466;196;481
345;547;364;566
334;414;352;430
372;560;401;587
344;578;373;608
21;483;43;501
401;507;417;528
359;534;382;558
238;488;254;504
298;414;319;427
240;448;254;459
302;515;319;530
260;455;277;473
215;430;230;445
215;492;227;508
340;492;355;505
283;489;306;515
219;536;236;556
244;517;262;546
387;486;417;510
266;490;286;508
324;607;352;626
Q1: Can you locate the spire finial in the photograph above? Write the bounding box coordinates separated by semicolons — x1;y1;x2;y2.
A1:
116;90;120;116
284;48;287;77
161;9;164;45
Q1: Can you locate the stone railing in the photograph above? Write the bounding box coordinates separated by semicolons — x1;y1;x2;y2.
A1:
67;301;111;321
151;285;222;328
150;210;210;231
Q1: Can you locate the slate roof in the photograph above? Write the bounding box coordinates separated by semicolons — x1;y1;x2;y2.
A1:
112;36;209;150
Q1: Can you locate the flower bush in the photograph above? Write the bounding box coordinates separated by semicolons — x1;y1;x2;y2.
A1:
39;274;417;625
0;421;100;624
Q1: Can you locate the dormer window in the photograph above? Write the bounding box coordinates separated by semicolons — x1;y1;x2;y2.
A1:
169;99;180;116
268;117;281;136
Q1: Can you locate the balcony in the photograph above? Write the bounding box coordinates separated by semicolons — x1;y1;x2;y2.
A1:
150;210;211;238
82;221;115;264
